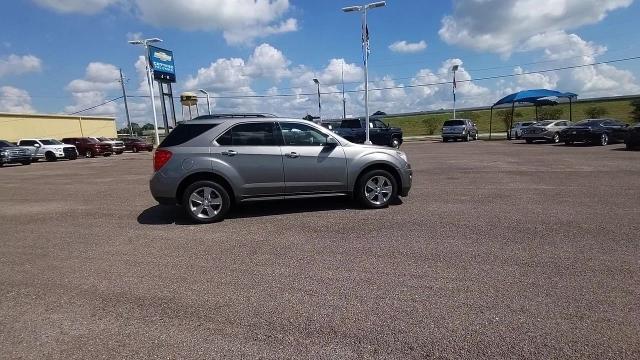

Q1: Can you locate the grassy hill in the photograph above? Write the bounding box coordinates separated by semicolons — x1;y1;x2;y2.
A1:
383;97;639;137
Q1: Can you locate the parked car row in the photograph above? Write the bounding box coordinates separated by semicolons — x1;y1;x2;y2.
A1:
0;136;154;167
514;118;639;148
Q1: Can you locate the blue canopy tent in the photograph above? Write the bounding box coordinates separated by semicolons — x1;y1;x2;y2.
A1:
489;89;578;140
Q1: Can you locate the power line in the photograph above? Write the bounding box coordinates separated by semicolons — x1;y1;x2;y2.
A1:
66;96;123;115
57;54;640;114
129;55;640;99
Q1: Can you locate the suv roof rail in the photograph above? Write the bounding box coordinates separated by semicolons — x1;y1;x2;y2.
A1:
192;113;277;120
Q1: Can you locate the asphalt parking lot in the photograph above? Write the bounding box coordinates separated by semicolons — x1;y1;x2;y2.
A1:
1;141;639;359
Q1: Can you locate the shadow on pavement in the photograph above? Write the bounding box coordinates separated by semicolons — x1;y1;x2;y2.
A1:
137;196;401;225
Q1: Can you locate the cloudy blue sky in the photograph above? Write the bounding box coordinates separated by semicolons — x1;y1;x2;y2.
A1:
1;0;639;127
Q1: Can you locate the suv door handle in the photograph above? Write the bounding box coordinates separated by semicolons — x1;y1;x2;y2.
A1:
221;150;237;157
286;152;299;158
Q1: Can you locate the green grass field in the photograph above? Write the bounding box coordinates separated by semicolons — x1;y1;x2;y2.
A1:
384;98;639;137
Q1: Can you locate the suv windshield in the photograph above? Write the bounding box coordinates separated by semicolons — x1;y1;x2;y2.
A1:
443;120;465;126
0;140;16;148
40;139;62;145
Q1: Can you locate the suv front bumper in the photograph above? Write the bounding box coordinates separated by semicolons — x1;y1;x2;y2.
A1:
399;164;412;197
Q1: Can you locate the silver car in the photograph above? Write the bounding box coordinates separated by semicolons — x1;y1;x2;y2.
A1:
509;121;537;139
521;120;572;143
150;115;412;223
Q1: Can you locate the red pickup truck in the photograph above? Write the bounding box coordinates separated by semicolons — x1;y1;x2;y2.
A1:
61;137;112;158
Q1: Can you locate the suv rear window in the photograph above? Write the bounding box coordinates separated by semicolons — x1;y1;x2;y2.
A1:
443;120;465;126
340;119;362;128
160;123;218;147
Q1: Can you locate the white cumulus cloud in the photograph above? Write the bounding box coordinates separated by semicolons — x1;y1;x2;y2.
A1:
0;54;42;78
0;86;36;113
32;0;119;14
439;0;633;56
389;40;427;53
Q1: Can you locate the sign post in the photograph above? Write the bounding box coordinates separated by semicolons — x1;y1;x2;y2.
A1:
148;46;177;136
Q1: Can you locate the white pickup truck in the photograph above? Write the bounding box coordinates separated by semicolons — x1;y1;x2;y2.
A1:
17;139;78;161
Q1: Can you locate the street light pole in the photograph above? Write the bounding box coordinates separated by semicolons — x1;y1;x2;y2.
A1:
343;1;385;145
128;38;162;146
452;64;459;120
199;89;211;115
313;78;321;123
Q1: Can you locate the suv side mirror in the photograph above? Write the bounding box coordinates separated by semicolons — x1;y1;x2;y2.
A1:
33;143;41;148
325;136;339;147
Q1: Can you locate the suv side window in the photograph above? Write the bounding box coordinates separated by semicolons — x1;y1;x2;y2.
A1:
19;140;35;146
279;122;328;146
217;122;277;146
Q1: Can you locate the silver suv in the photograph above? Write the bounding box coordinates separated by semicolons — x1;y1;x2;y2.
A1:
150;115;412;223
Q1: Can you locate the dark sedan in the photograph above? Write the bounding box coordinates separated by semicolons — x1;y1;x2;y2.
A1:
559;119;629;146
625;122;640;150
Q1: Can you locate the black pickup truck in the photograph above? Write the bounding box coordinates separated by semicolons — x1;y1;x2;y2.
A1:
333;118;403;148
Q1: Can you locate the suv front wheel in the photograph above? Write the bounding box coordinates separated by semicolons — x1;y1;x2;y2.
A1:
182;180;231;223
356;170;397;209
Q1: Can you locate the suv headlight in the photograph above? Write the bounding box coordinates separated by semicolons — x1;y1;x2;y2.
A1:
396;151;408;163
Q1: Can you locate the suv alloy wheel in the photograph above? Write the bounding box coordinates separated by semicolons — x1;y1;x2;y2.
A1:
357;170;397;208
182;180;231;223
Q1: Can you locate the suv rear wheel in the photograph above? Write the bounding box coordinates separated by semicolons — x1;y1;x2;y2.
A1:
390;137;401;149
85;150;94;158
182;180;231;223
356;170;397;209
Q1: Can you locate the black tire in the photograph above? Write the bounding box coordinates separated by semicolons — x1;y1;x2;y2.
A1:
463;133;470;142
443;138;449;143
45;152;57;162
564;141;573;146
21;160;31;165
132;147;139;153
68;154;78;160
390;137;401;149
85;150;94;158
115;151;123;155
551;133;560;144
526;139;534;144
182;180;231;223
147;148;153;152
626;143;634;150
355;169;398;209
103;153;112;157
599;133;609;146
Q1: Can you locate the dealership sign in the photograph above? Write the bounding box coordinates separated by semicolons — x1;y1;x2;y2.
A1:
148;45;176;83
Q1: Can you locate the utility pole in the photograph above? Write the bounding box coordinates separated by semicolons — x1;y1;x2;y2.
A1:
119;68;133;136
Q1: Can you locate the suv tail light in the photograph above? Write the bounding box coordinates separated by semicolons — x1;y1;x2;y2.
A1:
153;149;172;172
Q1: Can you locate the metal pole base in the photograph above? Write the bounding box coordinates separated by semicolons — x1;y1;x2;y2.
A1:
364;141;373;145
